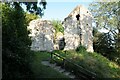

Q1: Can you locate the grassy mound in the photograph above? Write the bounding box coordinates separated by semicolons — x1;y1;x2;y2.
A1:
52;50;120;78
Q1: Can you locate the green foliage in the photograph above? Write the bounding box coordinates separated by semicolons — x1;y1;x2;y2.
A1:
76;45;86;53
89;2;120;65
53;50;120;78
21;1;47;17
25;13;39;25
52;20;64;34
2;3;32;78
93;27;120;65
89;2;118;29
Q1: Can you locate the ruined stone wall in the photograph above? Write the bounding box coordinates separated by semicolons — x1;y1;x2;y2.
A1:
28;19;55;52
63;17;80;50
28;5;94;52
63;5;93;52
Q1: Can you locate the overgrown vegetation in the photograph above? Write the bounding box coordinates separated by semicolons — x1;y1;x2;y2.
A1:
93;27;120;65
52;20;64;44
2;2;46;78
76;45;86;53
2;3;32;78
52;20;64;34
52;49;120;78
25;13;39;25
89;1;120;65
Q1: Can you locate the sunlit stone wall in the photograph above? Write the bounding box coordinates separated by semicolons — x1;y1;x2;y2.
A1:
63;5;94;52
28;19;55;52
28;5;94;52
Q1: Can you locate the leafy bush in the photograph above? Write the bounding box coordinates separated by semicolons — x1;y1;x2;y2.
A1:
76;45;86;53
25;13;39;25
52;20;64;34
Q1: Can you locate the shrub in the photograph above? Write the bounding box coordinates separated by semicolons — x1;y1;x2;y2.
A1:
52;20;64;34
76;45;86;53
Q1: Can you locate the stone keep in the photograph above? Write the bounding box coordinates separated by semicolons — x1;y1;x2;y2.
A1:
28;19;55;52
63;5;94;52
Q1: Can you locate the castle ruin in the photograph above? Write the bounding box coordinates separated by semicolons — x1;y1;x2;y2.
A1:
28;5;94;52
63;5;93;52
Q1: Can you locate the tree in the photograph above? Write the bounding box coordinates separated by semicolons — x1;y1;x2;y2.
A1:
116;1;120;55
2;1;46;78
22;0;47;17
89;1;120;64
2;2;31;78
93;28;117;60
4;0;47;17
25;13;39;25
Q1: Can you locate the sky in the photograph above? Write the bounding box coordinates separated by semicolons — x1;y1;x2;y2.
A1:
22;0;109;31
37;0;94;21
21;0;111;33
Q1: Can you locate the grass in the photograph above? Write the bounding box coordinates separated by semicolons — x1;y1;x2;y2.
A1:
28;51;69;79
52;50;120;78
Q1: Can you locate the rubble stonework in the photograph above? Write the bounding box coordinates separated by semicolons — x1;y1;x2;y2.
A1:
63;5;93;52
28;19;55;52
28;5;94;52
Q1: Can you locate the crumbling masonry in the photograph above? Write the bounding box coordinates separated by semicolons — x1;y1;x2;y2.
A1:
63;5;93;52
28;5;94;52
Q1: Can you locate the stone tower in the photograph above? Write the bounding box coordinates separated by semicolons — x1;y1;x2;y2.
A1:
63;5;93;52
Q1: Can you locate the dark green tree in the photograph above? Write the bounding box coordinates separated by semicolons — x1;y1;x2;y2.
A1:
2;1;47;78
22;0;47;17
89;1;120;64
2;3;31;78
93;27;119;64
94;32;113;54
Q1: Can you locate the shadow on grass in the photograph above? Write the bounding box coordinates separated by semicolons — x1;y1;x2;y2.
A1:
28;51;69;79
